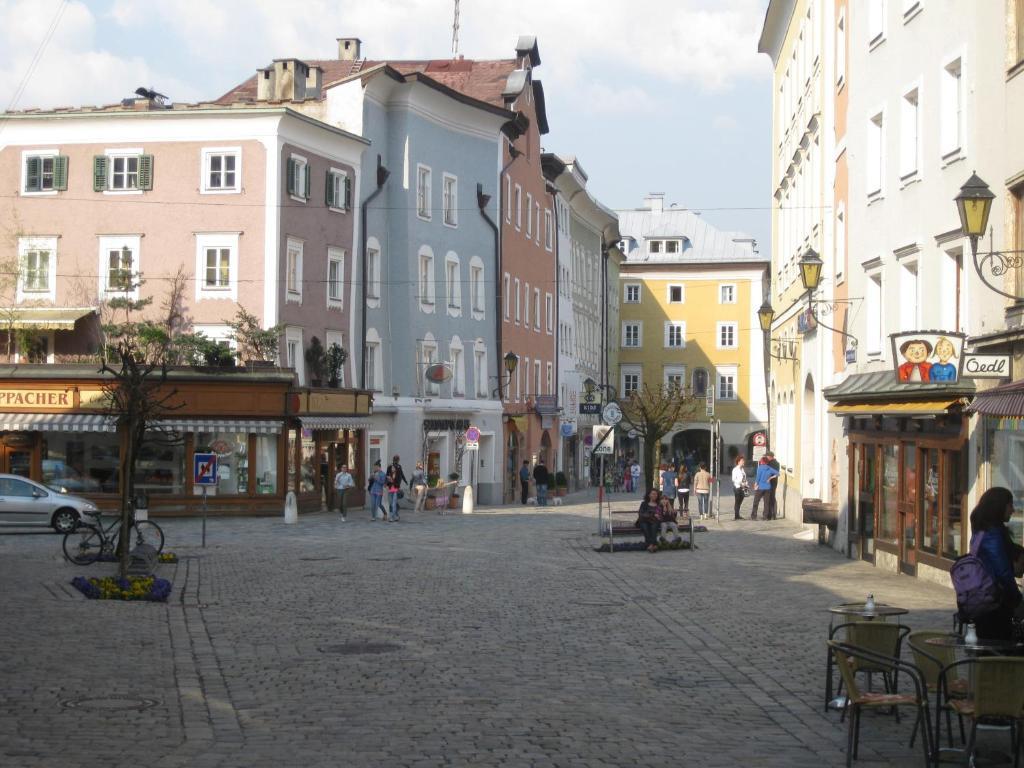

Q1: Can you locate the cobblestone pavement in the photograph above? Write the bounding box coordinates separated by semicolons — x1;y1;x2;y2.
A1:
0;490;979;767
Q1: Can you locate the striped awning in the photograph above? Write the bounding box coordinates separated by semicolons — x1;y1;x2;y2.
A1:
298;416;372;431
829;399;963;417
0;412;116;432
151;419;282;434
967;380;1024;417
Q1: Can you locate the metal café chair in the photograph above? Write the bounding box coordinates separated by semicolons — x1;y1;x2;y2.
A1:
906;630;969;749
826;621;910;712
939;656;1024;767
828;641;934;768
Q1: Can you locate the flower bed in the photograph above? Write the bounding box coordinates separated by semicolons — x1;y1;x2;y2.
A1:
71;575;173;602
594;539;693;553
158;552;178;563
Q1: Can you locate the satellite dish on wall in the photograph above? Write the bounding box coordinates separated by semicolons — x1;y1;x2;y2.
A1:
424;363;452;383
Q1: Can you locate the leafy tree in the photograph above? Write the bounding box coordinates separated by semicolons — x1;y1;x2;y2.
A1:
225;307;283;363
326;343;348;388
619;384;702;494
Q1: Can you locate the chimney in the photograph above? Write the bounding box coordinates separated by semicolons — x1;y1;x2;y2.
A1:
338;37;362;60
645;193;664;215
256;67;276;100
305;65;323;100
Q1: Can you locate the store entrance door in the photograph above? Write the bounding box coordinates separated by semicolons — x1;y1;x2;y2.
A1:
0;443;33;477
899;443;919;575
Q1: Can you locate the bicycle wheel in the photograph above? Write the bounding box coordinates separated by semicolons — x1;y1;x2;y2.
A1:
129;520;164;555
63;524;103;565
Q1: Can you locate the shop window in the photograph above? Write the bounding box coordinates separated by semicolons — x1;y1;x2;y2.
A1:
921;448;939;553
856;444;876;558
255;435;278;495
879;444;899;544
135;434;185;495
903;443;918;554
300;428;316;493
288;429;297;493
42;437;103;493
943;448;967;559
195;432;249;495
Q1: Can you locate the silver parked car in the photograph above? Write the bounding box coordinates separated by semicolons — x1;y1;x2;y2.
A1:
0;473;99;533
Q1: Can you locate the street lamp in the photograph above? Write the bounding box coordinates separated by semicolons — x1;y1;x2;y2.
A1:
492;351;519;399
953;172;1024;302
757;299;775;333
799;248;824;293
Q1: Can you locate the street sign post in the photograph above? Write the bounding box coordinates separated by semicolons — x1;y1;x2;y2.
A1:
194;452;218;547
705;385;715;418
601;401;623;426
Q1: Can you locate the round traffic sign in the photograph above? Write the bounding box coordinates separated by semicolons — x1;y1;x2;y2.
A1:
753;432;766;447
602;401;622;426
465;425;481;442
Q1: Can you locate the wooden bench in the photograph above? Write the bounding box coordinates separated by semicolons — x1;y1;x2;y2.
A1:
606;508;695;549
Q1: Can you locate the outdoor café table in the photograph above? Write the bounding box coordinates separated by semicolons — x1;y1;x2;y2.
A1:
828;602;909;629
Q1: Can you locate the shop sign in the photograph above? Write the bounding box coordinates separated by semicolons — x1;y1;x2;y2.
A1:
579;402;601;415
963;354;1010;379
890;331;966;383
0;389;72;408
560;422;575;438
797;308;817;334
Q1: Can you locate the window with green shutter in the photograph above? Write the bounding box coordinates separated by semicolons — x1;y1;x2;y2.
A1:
303;163;310;200
52;155;68;190
343;175;352;211
286;158;296;196
24;157;41;192
137;154;154;190
287;156;309;201
93;156;108;191
23;155;67;193
325;170;335;208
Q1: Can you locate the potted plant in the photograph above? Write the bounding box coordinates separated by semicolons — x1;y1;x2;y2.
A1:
555;471;568;497
326;343;348;388
424;474;441;510
225;307;283;367
305;336;326;387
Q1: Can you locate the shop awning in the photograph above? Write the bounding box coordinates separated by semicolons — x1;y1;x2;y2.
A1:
151;419;282;434
823;370;975;403
0;412;116;432
966;379;1024;417
829;399;964;417
0;307;97;330
298;416;372;431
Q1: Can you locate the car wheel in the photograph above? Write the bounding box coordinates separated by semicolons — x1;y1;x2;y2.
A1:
52;508;79;534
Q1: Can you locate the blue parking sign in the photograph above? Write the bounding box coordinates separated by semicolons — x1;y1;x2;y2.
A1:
194;452;218;486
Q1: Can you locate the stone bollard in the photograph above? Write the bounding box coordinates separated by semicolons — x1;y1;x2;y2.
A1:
461;483;475;514
284;491;298;524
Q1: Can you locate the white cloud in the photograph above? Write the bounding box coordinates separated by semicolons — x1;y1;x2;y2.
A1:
0;0;200;111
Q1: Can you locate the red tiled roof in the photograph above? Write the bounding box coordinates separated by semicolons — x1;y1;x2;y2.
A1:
214;58;519;109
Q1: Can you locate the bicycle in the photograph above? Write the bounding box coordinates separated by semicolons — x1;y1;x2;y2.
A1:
62;506;165;565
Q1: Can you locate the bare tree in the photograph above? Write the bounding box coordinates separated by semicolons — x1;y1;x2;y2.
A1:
619;384;703;494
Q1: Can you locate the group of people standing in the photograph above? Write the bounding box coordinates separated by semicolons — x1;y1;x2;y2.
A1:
331;455;429;523
730;452;781;521
657;461;714;519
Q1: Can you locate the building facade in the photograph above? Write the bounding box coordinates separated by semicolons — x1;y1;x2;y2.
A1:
616;195;769;479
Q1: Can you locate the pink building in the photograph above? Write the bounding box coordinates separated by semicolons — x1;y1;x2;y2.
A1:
0;93;367;385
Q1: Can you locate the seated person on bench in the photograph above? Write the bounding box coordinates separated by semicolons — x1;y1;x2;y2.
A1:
637;488;662;553
656;496;683;544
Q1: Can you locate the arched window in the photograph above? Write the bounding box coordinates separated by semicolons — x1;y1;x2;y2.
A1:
473;339;488;398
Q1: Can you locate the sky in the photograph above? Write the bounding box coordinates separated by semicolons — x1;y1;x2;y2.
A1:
0;0;773;251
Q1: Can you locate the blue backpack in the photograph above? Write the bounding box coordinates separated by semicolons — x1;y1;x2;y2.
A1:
950;534;1003;621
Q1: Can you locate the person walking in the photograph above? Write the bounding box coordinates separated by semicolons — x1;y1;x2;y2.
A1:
693;462;713;519
333;463;355;521
519;460;531;505
385;463;401;522
677;465;692;513
368;460;387;521
660;463;677;509
968;487;1023;640
630;462;642;494
533;460;550;507
766;451;781;519
410;461;427;513
750;457;780;520
390;455;409;509
730;456;748;520
637;488;661;553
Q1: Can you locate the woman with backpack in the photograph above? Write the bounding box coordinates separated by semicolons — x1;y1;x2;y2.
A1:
966;487;1022;640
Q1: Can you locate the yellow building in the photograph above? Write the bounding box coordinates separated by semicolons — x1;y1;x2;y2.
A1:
616;195;769;474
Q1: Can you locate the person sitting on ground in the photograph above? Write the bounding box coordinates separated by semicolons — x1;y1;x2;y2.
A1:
637;488;662;553
656;496;683;544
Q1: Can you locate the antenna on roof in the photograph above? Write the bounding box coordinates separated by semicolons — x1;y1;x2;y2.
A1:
452;0;460;57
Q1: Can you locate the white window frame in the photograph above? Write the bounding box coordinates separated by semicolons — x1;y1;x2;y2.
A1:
97;234;141;300
667;284;685;304
526;193;533;237
865;267;884;356
514;185;522;231
445;252;462;316
544;209;554;251
867;109;885;199
327;247;345;309
20;149;59;197
366;238;382;308
719;283;737;304
201;147;241;194
899;85;921;182
692;368;710;397
717;366;738;400
474;341;488;398
940;54;964;162
621;366;642;397
664;321;686;349
868;0;886;49
545;293;553;334
285;237;303;304
420;334;439;396
416;164;432;220
286;326;305;385
442;173;458;227
195;232;239;302
903;0;923;23
505;174;512;222
328;167;350;212
624;283;641;304
836;8;846;87
533;288;541;331
105;148;144;195
503;272;511;319
546;362;553;395
534;202;540;244
288;153;308;203
365;328;382;391
450;336;465;397
622;321;642;348
717;321;738;349
193;323;236;353
470;257;485;320
418;246;436;312
17;236;57;302
664;364;687;392
514;277;521;323
524;282;531;327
